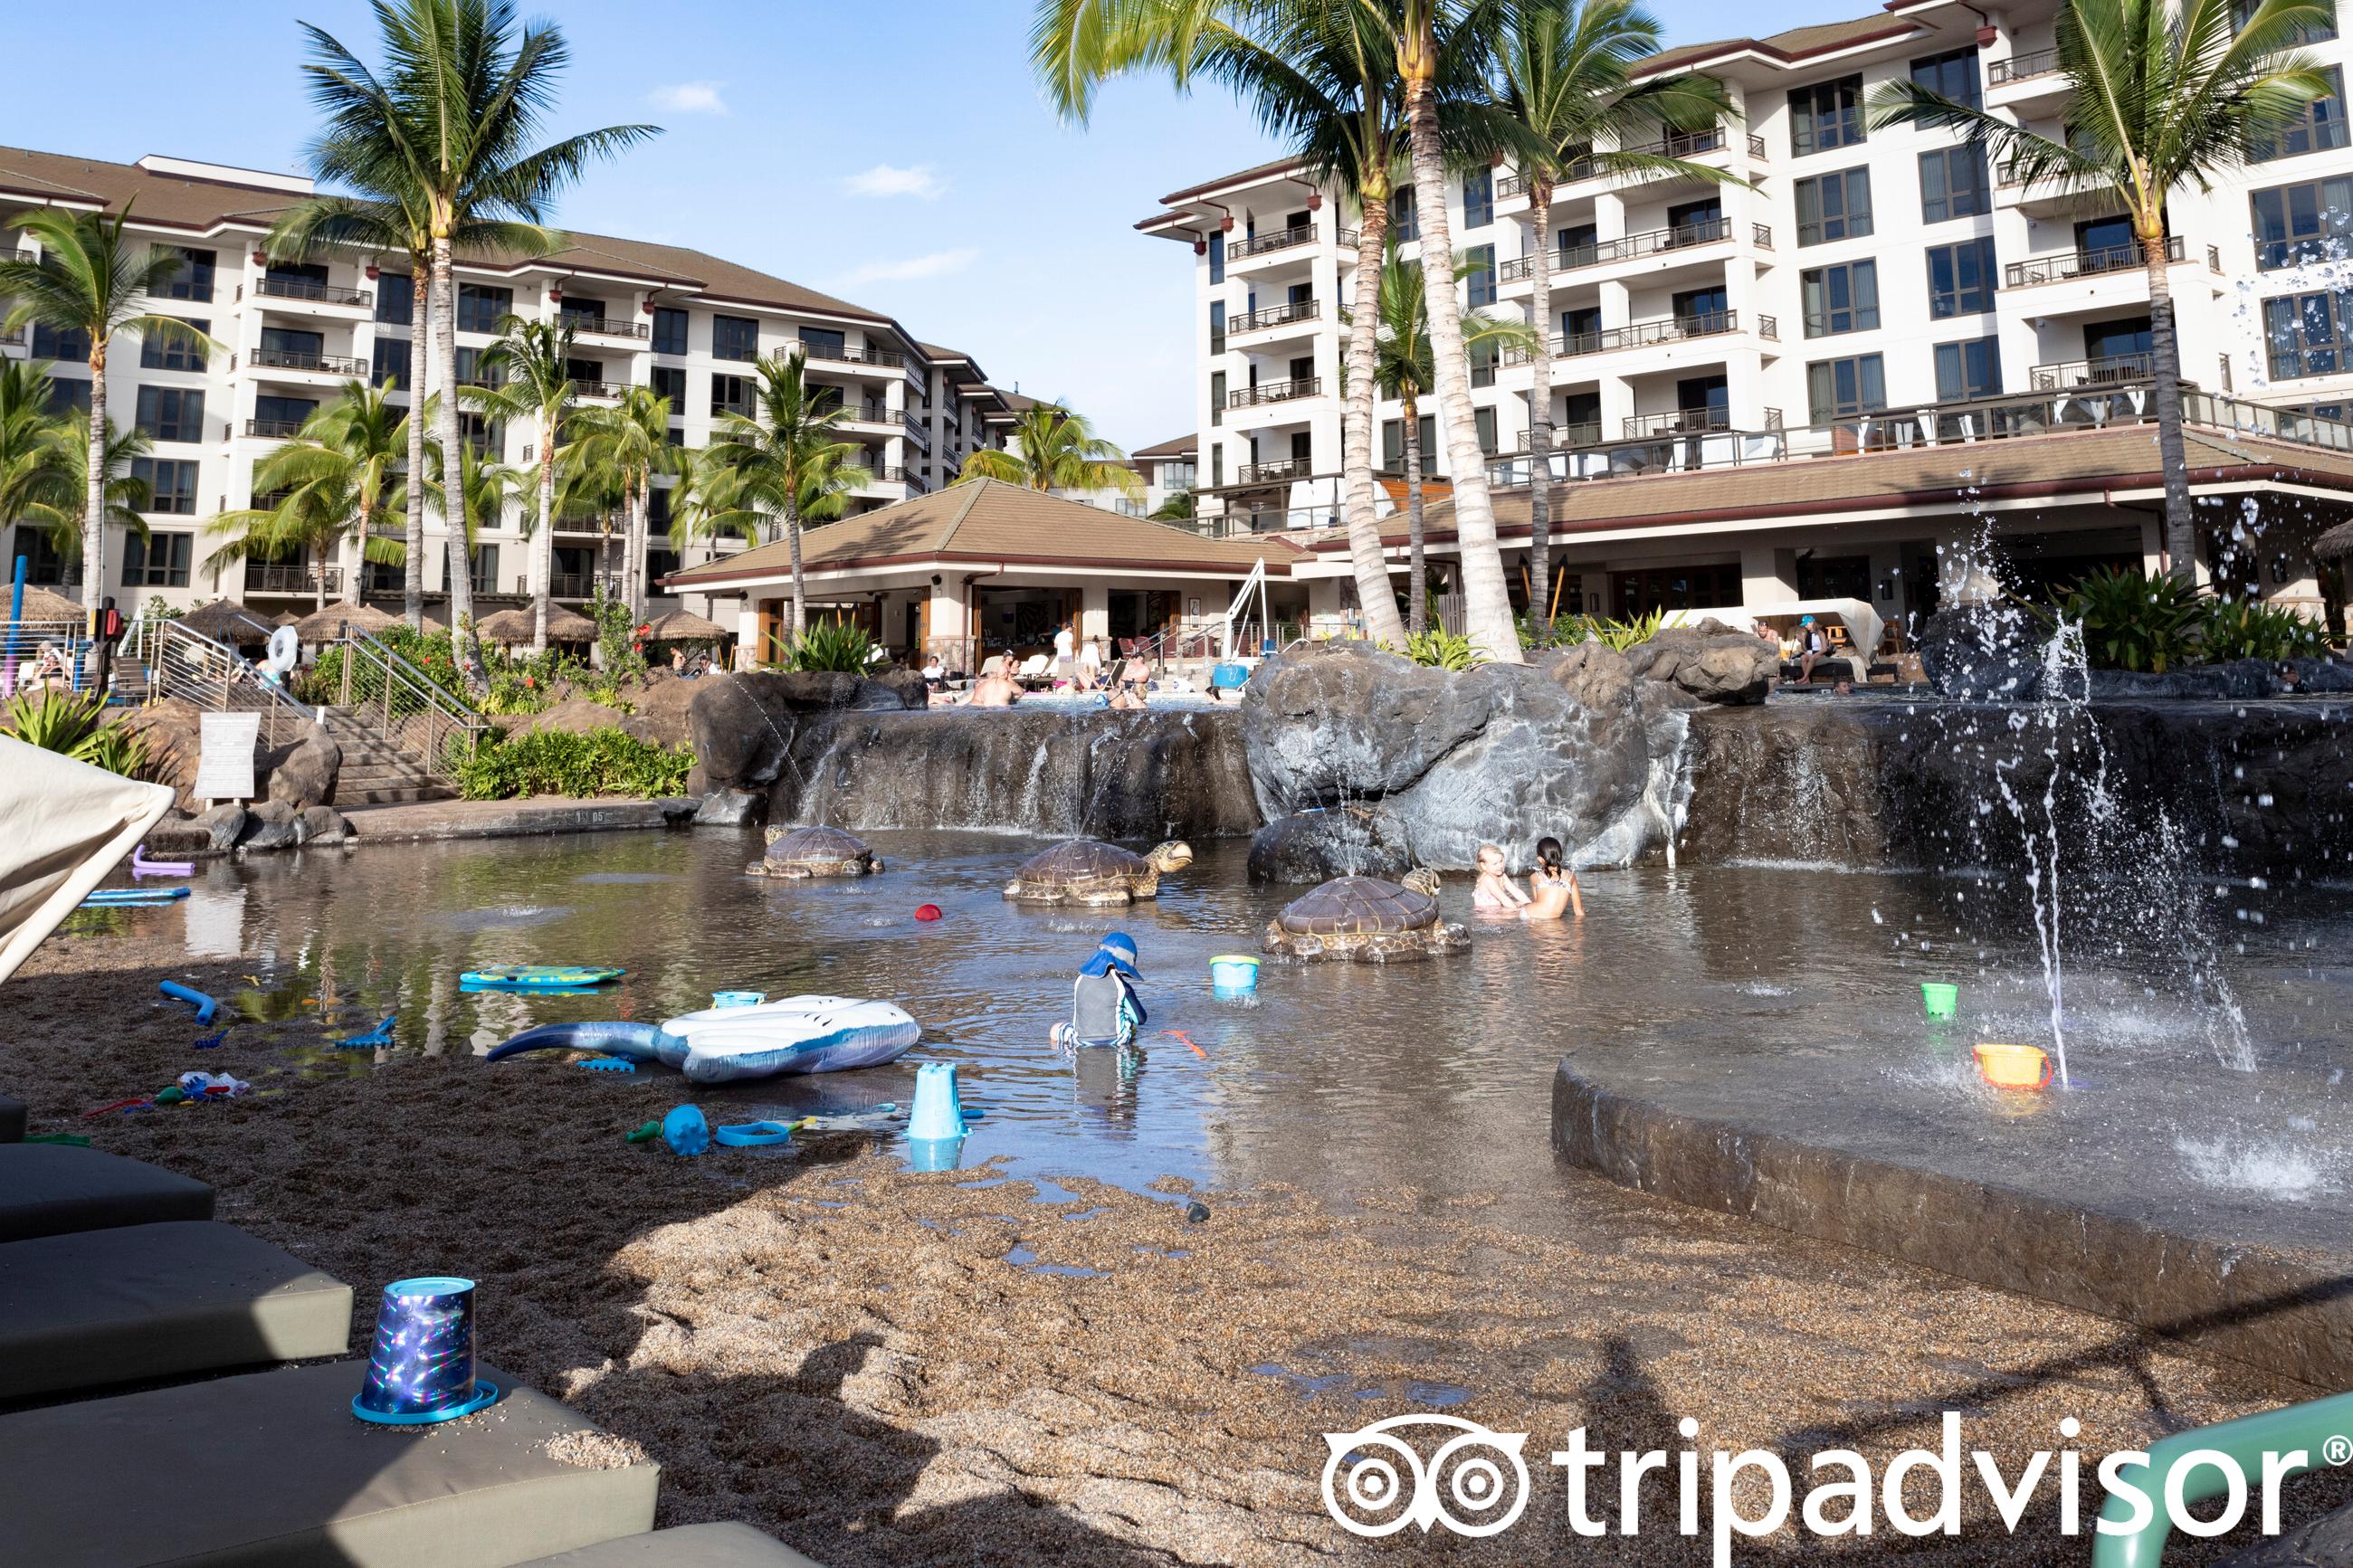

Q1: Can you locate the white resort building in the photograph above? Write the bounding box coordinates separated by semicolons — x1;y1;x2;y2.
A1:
1138;0;2353;632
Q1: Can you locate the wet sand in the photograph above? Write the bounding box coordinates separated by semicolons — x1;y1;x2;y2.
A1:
10;925;2346;1566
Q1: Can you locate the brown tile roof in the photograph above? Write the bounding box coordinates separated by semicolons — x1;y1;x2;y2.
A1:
1331;426;2353;549
1636;14;1927;77
1132;432;1198;459
1156;156;1310;205
666;478;1298;588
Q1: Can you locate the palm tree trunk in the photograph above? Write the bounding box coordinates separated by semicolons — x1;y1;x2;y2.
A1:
534;428;553;655
1340;204;1408;647
346;501;368;607
2145;231;2196;588
431;235;479;687
786;496;806;644
1404;70;1520;664
315;556;328;614
1405;393;1427;637
631;477;651;617
1526;176;1555;633
82;345;107;632
405;261;428;631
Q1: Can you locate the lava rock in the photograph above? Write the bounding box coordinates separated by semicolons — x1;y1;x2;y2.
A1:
1246;804;1414;883
262;725;341;808
143;813;222;858
193;804;247;852
1623;619;1779;705
297;804;352;845
235;800;304;851
688;671;925;792
694;787;765;827
868;666;931;710
2290;655;2353;694
621;675;700;749
2215;1500;2353;1566
1536;641;1634;711
511;699;629;737
1915;605;2046;701
2085;661;2281;700
112;698;205;808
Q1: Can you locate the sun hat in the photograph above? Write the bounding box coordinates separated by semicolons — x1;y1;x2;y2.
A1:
1082;932;1141;978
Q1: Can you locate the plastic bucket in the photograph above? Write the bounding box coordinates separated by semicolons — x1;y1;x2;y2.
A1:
1209;955;1260;997
712;990;765;1010
1920;982;1958;1020
1973;1041;2053;1091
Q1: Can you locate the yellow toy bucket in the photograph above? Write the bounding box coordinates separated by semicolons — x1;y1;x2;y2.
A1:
1973;1041;2052;1091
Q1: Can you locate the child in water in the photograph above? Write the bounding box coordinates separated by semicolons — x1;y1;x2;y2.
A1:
1051;933;1148;1050
1523;835;1585;920
1472;843;1529;912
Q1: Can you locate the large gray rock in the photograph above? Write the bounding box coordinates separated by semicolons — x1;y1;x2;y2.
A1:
1623;619;1779;705
2215;1501;2353;1566
622;675;700;749
693;788;764;827
1917;604;2046;701
1241;643;1688;874
235;800;304;852
297;805;352;845
262;726;340;808
688;670;929;794
1247;804;1414;883
511;699;628;738
194;804;246;852
2086;660;2281;700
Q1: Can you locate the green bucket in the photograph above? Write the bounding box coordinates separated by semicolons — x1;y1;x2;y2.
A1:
1920;982;1958;1020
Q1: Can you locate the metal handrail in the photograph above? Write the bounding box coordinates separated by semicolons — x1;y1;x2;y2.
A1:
566;315;650;339
1507;309;1761;363
248;346;369;376
798;341;905;368
2004;236;2184;288
1497;218;1765;280
2030;352;2157;388
1232;227;1318;259
337;625;486;774
1232;299;1320;332
1988;47;2061;83
1227;377;1322;408
119;616;316;749
248;275;373;309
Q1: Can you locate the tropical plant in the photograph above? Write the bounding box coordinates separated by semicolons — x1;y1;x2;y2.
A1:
43;412;154;562
568;385;676;620
1403;626;1485;669
957;401;1142;498
1493;0;1730;624
706;349;861;644
295;0;659;680
586;587;647;682
2045;565;2201;671
71;722;149;778
0;360;71;540
1148;489;1196;521
1365;241;1536;634
237;381;412;610
1;688;148;775
0;207;214;620
779;618;876;673
463;314;578;650
1869;0;2333;588
1555;605;1673;650
2197;593;2330;661
452;724;691;800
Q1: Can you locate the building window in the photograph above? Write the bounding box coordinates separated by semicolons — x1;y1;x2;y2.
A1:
1790;75;1864;157
1466;243;1497;308
33;323;90;360
373;337;412;390
2255;66;2348;160
376;273;414;326
2253;176;2353;270
469;543;500;595
135;386;205;443
798;327;846;359
1381;415;1435;469
1910;46;1981;109
1794;168;1873;245
1919;146;1991;223
253;394;318;434
652;307;689;355
710;374;754;419
1208;234;1224;284
651;366;686;405
1391;188;1418;243
711;314;759;361
455;283;513;333
1801;260;1880;336
158;246;216;302
645;545;681;586
458;413;501;456
2234;0;2336;41
1463;166;1494;229
1209;300;1225;356
12;527;76;585
130;458;199;516
454;345;487;385
1211;443;1224;486
2264;288;2353;377
1210;370;1225;426
1161;460;1196;489
1474;404;1498;454
1806;354;1887;423
1934;336;2002;401
139;318;210;372
1926;236;1998;317
121;529;192;586
44;378;90;417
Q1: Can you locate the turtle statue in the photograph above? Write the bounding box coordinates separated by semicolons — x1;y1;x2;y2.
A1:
1262;874;1469;963
750;824;881;879
1003;839;1195;906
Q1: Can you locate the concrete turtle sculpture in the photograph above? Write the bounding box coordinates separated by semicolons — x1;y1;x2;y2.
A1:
1262;873;1468;962
752;824;881;879
1003;839;1194;905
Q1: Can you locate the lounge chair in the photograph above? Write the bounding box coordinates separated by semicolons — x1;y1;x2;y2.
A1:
1014;652;1053;689
0;1093;24;1143
512;1523;825;1567
0;1144;214;1243
0;1220;352;1402
0;1358;660;1566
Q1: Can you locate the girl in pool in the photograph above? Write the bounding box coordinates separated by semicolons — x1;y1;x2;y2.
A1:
1524;835;1585;920
1471;843;1528;912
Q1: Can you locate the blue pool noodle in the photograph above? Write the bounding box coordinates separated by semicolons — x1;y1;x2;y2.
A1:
158;982;218;1024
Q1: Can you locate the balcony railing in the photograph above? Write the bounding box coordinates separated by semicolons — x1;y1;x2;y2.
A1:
1509;309;1767;363
247;346;369;376
1496;218;1766;281
1527;128;1767;185
2030;351;2157;388
248;275;373;309
799;341;905;369
0;327;23;347
1987;46;2062;84
246;562;343;594
2004;235;2185;288
1231;299;1320;333
1231;226;1318;260
1336;227;1360;249
243;417;309;439
1622;406;1783;439
573;379;624;400
1235;456;1314;485
901;412;931;451
565;315;649;339
549;573;595;599
1226;376;1323;408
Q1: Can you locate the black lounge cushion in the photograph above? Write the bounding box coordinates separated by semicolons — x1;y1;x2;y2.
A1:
0;1093;24;1142
512;1523;826;1567
0;1144;214;1242
0;1220;353;1402
0;1357;660;1566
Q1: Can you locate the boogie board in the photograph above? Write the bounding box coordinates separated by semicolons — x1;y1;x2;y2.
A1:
460;965;624;991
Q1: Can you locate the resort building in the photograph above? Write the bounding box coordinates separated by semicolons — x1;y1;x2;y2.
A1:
1138;0;2353;629
0;145;1021;622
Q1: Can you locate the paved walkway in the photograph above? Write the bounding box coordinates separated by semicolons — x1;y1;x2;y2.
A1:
338;795;699;844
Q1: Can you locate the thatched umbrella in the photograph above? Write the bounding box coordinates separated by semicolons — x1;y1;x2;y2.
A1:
2317;519;2353;558
642;608;727;643
176;598;277;646
10;584;88;623
478;605;595;646
294;602;398;642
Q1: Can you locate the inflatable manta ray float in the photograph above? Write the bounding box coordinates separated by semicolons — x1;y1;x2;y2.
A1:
488;995;920;1083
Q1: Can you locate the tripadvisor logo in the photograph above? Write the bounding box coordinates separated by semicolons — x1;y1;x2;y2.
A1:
1319;1411;2347;1560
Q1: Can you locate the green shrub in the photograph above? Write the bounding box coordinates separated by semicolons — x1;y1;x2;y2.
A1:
2197;595;2331;662
2;689;149;778
783;620;876;673
588;590;648;685
1551;607;1677;651
1404;629;1486;670
2047;568;2200;672
452;725;693;801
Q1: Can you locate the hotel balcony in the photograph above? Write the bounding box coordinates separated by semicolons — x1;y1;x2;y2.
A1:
1985;48;2070;114
573;379;625;401
1505;309;1774;367
901;412;931;454
796;341;905;375
243;417;309;439
243;276;374;312
1227;376;1322;410
245;562;343;596
1234;456;1316;486
564;314;650;341
1620;406;1781;439
1495;218;1768;294
2029;352;2157;390
1496;128;1767;206
243;346;369;382
2002;237;2220;319
1229;299;1321;345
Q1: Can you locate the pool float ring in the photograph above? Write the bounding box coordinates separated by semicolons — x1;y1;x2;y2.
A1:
260;625;300;685
158;981;219;1023
488;995;921;1083
459;965;624;991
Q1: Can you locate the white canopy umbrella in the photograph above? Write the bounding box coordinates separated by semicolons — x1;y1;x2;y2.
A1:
0;736;175;984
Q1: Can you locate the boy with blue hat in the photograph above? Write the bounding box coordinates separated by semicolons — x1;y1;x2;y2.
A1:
1052;933;1148;1050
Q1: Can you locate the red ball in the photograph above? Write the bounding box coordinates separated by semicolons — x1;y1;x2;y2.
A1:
914;904;943;922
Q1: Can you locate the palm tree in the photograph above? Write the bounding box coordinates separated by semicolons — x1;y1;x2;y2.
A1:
1494;0;1730;626
242;382;412;608
463;314;577;650
421;430;527;608
660;446;750;553
568;385;675;621
0;206;214;626
1869;0;2332;587
1150;489;1197;522
706;349;861;641
45;413;155;566
298;0;659;679
1367;242;1535;634
957;401;1144;499
0;361;72;544
206;443;402;617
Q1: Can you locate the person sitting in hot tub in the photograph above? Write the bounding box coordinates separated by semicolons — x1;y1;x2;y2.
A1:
969;655;1023;708
1051;933;1148;1050
1472;842;1529;912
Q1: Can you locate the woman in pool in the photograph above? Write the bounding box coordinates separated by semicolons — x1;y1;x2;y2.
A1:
1523;836;1584;921
1471;843;1528;912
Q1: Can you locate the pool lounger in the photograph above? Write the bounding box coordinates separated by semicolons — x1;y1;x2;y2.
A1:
0;1093;24;1143
0;1358;660;1567
0;1144;214;1243
511;1522;828;1567
0;1221;353;1403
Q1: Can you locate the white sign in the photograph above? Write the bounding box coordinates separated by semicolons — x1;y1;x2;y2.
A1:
194;712;261;802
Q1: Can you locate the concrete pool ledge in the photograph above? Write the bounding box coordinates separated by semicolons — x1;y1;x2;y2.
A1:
340;795;699;843
1550;1058;2353;1391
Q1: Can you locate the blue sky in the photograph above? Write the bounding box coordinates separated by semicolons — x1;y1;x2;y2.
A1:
1;1;1862;449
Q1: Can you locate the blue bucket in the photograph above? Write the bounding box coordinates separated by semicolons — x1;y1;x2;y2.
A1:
1209;661;1250;690
1209;954;1260;997
711;990;765;1010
